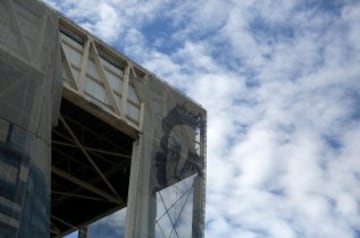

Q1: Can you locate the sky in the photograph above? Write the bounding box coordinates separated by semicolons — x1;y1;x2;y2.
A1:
43;0;360;237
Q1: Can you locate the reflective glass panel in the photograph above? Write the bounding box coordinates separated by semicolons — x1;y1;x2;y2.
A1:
100;57;124;76
105;70;123;93
128;85;139;104
126;103;140;122
62;44;82;67
86;59;100;79
155;175;196;238
84;78;110;106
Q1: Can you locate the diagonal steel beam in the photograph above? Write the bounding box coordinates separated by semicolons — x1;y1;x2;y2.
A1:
51;191;107;202
52;141;131;159
53;159;128;207
59;115;121;199
61;114;131;153
52;167;122;205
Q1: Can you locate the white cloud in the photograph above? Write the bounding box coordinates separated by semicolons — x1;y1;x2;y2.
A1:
43;0;169;43
45;0;360;237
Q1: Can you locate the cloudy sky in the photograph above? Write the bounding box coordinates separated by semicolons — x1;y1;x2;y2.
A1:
44;0;360;237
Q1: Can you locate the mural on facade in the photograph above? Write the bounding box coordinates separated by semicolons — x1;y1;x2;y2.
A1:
154;104;203;190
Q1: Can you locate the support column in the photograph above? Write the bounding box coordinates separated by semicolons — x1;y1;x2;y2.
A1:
78;226;88;238
0;1;62;238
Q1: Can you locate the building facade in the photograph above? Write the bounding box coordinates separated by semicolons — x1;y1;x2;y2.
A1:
0;0;206;237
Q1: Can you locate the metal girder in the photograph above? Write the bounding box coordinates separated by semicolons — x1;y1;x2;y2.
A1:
51;215;81;238
59;115;121;200
52;148;129;207
78;226;88;238
59;19;146;132
52;167;122;205
52;141;131;159
51;191;107;202
52;146;93;169
60;114;131;154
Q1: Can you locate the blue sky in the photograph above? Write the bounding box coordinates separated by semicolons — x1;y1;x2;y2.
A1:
44;0;360;237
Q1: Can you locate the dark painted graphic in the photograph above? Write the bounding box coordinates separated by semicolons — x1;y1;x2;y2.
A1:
154;104;203;190
0;120;49;238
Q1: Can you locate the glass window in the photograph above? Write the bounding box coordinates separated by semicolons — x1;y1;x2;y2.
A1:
128;85;139;104
105;70;123;93
126;103;140;122
100;57;124;76
84;78;110;106
71;67;80;82
62;44;82;67
155;175;195;238
86;59;100;79
115;94;122;106
61;33;83;50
